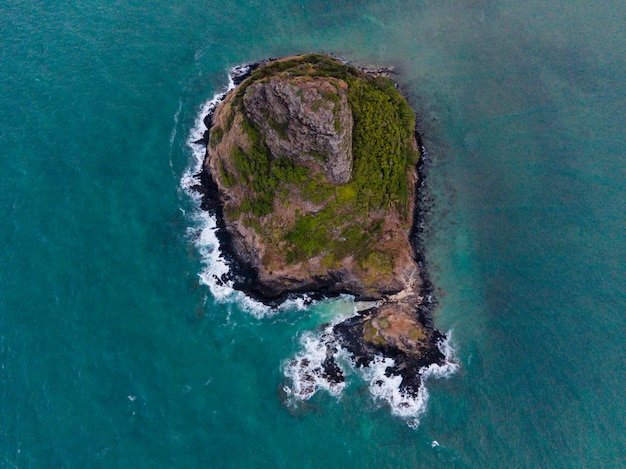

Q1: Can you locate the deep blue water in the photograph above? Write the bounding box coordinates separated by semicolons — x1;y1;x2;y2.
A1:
1;1;625;467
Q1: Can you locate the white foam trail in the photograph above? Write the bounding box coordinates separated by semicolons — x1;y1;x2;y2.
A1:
282;304;358;403
283;326;459;428
282;325;348;402
181;89;229;190
188;204;282;319
362;354;430;427
189;204;313;318
169;98;183;154
181;64;293;318
189;205;311;318
181;64;250;190
421;332;460;380
364;331;459;428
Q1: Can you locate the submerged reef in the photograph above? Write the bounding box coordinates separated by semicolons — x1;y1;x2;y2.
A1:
195;54;447;398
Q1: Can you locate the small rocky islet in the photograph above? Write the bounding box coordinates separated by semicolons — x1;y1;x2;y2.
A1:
194;54;447;398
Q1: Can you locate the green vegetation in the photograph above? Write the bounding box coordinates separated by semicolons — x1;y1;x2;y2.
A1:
218;159;236;188
333;117;341;133
232;55;361;104
347;76;419;214
407;325;426;342
285;214;332;262
268;117;289;140
209;126;223;148
229;140;309;217
363;320;387;346
224;108;235;132
216;54;419;266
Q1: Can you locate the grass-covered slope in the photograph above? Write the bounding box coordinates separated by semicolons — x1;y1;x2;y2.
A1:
206;54;421;298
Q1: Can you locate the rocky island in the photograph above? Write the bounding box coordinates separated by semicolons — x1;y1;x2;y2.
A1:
195;54;447;399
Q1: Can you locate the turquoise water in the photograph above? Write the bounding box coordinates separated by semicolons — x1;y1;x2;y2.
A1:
1;1;625;467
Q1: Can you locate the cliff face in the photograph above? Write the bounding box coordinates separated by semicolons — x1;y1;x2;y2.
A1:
244;77;353;185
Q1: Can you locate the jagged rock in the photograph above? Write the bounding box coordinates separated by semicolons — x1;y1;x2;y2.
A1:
244;77;353;184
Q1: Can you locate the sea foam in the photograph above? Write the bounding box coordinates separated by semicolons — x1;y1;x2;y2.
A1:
282;326;347;402
181;65;260;316
362;333;458;428
281;303;359;403
283;326;459;428
182;65;312;318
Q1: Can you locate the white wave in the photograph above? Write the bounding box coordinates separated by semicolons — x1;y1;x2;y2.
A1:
279;294;312;312
420;331;460;380
189;204;314;319
362;354;429;428
182;64;285;318
181;89;228;191
189;205;315;319
282;326;347;402
190;210;230;297
281;303;359;403
362;330;459;428
181;64;251;192
228;64;253;87
282;324;459;426
186;206;273;318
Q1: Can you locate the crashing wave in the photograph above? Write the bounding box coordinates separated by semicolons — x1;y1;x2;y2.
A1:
282;326;347;403
181;64;298;318
283;326;458;427
363;333;458;427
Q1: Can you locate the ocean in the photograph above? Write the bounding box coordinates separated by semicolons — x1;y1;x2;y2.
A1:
1;1;624;467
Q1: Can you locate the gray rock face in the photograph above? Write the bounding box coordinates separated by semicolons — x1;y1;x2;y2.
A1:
243;76;353;184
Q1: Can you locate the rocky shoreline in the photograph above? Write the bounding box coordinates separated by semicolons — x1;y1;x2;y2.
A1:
330;122;447;395
192;55;449;398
